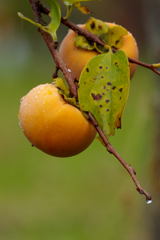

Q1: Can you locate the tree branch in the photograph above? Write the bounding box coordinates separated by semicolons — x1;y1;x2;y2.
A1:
37;2;160;77
88;113;152;201
29;0;152;202
29;0;78;98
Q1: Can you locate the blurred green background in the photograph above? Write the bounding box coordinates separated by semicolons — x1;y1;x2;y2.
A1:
0;0;160;239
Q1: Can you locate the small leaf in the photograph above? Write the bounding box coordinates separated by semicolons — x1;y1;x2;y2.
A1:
53;78;80;109
152;63;160;69
74;3;91;14
76;18;128;52
53;78;71;97
78;49;130;138
46;0;61;40
86;17;109;43
75;35;94;50
18;0;61;41
62;0;92;19
107;25;128;48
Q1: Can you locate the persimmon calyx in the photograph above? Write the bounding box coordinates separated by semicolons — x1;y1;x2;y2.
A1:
74;17;128;53
53;78;80;109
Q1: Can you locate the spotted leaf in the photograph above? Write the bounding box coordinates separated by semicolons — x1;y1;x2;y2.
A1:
78;49;130;138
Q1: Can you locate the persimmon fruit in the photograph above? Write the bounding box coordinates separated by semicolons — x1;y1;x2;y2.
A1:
18;83;97;157
59;22;139;80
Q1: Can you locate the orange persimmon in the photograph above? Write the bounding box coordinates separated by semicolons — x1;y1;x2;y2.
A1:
18;83;97;157
59;22;139;80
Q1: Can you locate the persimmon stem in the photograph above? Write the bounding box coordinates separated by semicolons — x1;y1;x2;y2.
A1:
29;0;152;201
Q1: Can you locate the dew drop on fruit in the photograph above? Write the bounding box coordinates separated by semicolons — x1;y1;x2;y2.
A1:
20;97;24;103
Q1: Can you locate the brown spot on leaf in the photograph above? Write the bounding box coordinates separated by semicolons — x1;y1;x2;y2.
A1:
99;66;103;69
86;68;89;72
115;40;119;45
107;82;112;85
103;86;106;89
99;105;103;108
106;109;109;112
102;93;105;95
106;99;110;103
90;21;95;29
112;86;116;90
119;88;123;92
91;93;102;100
98;25;102;30
117;116;121;129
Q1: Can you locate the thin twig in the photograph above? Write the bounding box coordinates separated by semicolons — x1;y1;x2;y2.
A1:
88;113;152;201
29;0;152;201
29;0;78;98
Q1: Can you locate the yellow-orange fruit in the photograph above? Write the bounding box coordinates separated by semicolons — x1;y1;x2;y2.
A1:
18;84;97;157
59;22;139;80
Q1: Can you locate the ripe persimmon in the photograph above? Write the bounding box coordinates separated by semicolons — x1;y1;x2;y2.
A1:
18;83;97;157
59;22;139;80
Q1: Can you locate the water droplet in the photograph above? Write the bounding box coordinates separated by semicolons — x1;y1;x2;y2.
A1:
24;102;27;105
146;199;152;204
20;97;24;103
68;69;71;72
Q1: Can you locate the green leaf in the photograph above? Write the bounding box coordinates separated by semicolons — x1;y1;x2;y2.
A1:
85;17;109;43
18;0;61;41
107;25;128;48
53;78;71;97
75;17;128;53
46;0;61;40
78;49;130;138
75;35;94;50
53;78;80;109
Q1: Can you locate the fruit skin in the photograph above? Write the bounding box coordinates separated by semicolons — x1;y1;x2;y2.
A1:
59;22;139;80
18;83;97;157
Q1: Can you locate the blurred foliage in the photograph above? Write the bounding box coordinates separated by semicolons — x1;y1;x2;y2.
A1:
0;0;158;239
